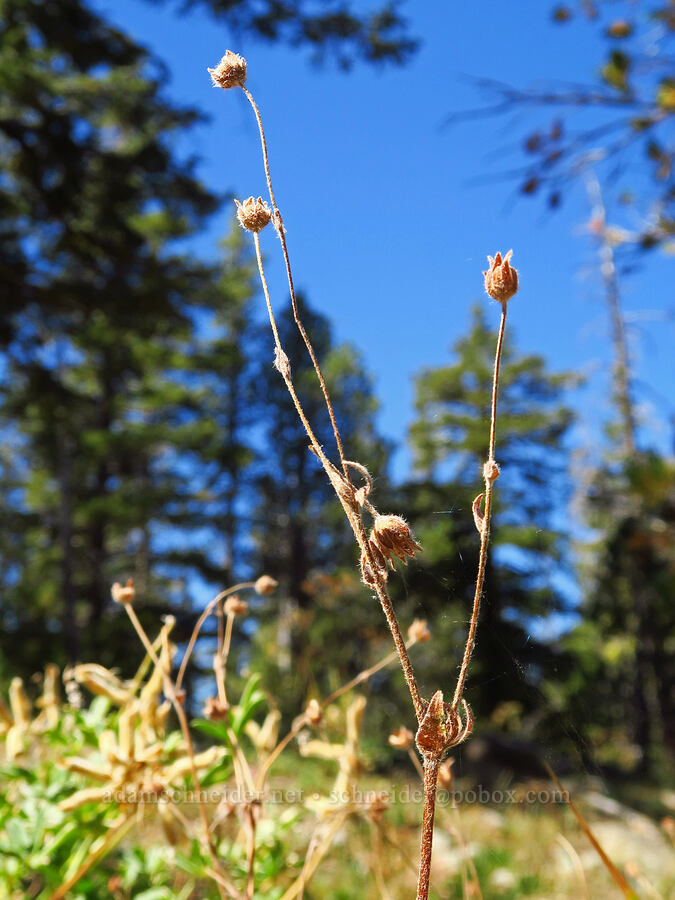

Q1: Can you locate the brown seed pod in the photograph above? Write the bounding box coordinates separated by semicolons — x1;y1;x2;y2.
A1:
235;196;272;233
415;691;447;755
224;595;248;616
483;250;518;303
254;575;278;595
407;618;431;644
111;578;135;605
370;514;422;565
305;698;323;726
203;696;230;721
208;50;247;89
388;726;414;750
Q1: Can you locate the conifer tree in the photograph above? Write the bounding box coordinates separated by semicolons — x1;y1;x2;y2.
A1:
0;0;220;673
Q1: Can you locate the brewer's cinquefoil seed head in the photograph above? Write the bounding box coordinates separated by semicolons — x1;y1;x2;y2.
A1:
371;514;422;565
111;578;135;605
208;50;247;89
255;574;278;595
483;250;518;303
235;196;272;233
224;594;248;616
388;726;414;750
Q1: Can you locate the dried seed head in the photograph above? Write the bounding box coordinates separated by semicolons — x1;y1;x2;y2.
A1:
235;196;272;233
224;594;248;616
415;691;447;755
387;726;414;750
484;250;518;303
483;459;500;483
203;696;230;721
305;698;323;726
407;618;431;644
360;539;388;588
111;578;135;605
370;515;422;565
208;50;247;89
255;574;278;595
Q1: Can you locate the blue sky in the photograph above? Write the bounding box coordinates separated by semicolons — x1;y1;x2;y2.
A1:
94;0;674;479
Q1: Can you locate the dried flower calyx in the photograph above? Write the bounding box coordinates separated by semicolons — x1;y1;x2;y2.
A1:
415;692;474;755
224;594;248;616
305;698;323;726
484;250;518;303
370;515;422;565
255;574;278;595
203;696;230;721
235;196;272;233
208;50;247;89
388;726;414;750
360;539;388;588
407;618;431;644
111;578;135;605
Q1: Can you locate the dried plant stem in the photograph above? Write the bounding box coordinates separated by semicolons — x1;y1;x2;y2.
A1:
545;763;639;900
257;638;419;790
175;582;254;693
215;610;236;705
442;808;484;900
369;821;394;900
251;229;423;722
407;746;425;781
122;602;233;900
279;810;350;900
320;640;412;709
416;753;441;900
373;580;424;721
252;232;323;458
242;86;350;481
245;803;257;900
451;301;508;711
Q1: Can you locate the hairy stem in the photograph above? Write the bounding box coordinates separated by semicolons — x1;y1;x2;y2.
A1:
452;302;507;711
242;86;350;481
252;229;423;721
416;754;441;900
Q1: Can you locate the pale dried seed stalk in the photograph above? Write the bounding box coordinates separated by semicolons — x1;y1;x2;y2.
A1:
210;51;516;900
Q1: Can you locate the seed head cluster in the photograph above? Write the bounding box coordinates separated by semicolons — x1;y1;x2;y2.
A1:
235;196;273;233
370;515;422;565
208;50;247;89
484;250;518;303
255;574;279;596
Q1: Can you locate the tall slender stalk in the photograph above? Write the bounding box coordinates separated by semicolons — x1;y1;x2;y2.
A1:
416;754;441;900
452;301;508;711
209;49;517;900
242;86;351;482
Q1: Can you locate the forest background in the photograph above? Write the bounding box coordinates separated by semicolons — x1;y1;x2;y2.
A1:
0;0;673;813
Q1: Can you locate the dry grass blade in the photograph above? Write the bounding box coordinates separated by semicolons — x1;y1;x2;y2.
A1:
544;763;639;900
